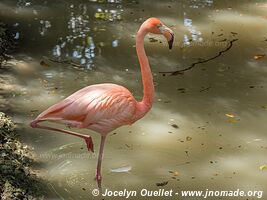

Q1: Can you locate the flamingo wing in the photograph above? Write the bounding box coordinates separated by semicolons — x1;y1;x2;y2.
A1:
35;84;137;134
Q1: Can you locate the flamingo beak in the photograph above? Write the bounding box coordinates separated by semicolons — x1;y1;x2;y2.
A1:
159;25;174;50
168;33;174;50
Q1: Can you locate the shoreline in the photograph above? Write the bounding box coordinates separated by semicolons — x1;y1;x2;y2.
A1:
0;22;46;200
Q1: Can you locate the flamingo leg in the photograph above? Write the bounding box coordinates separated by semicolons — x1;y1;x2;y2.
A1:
30;121;94;152
96;135;106;190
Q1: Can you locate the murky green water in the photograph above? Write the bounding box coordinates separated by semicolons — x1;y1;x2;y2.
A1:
1;0;267;199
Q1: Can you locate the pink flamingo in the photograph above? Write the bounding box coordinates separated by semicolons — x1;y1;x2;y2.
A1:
30;17;174;189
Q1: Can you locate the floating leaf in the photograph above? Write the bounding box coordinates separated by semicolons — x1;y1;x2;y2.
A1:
231;32;238;35
172;171;180;176
259;165;267;171
173;171;179;176
225;113;235;118
125;144;132;148
169;171;179;176
156;181;168;187
94;10;122;21
149;37;158;42
171;124;179;129
110;165;132;173
253;54;265;60
177;88;186;93
186;136;192;141
40;60;50;67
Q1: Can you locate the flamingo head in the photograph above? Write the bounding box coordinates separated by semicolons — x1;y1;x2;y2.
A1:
143;17;174;49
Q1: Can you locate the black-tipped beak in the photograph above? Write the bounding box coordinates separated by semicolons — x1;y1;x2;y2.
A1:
168;33;174;49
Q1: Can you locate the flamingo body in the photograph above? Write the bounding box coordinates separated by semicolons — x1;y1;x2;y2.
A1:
34;83;143;134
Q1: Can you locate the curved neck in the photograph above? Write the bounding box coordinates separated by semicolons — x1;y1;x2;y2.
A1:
135;26;154;116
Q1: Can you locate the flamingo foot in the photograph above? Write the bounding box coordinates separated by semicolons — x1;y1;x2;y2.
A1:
95;173;102;190
84;136;94;152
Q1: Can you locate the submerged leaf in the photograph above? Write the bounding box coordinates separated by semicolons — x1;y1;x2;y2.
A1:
259;165;267;171
228;119;237;123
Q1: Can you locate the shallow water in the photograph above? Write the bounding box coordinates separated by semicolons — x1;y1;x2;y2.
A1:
1;0;267;199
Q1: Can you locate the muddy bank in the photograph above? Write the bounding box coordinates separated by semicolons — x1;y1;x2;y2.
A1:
0;112;46;200
0;21;48;200
0;21;15;64
0;21;14;112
